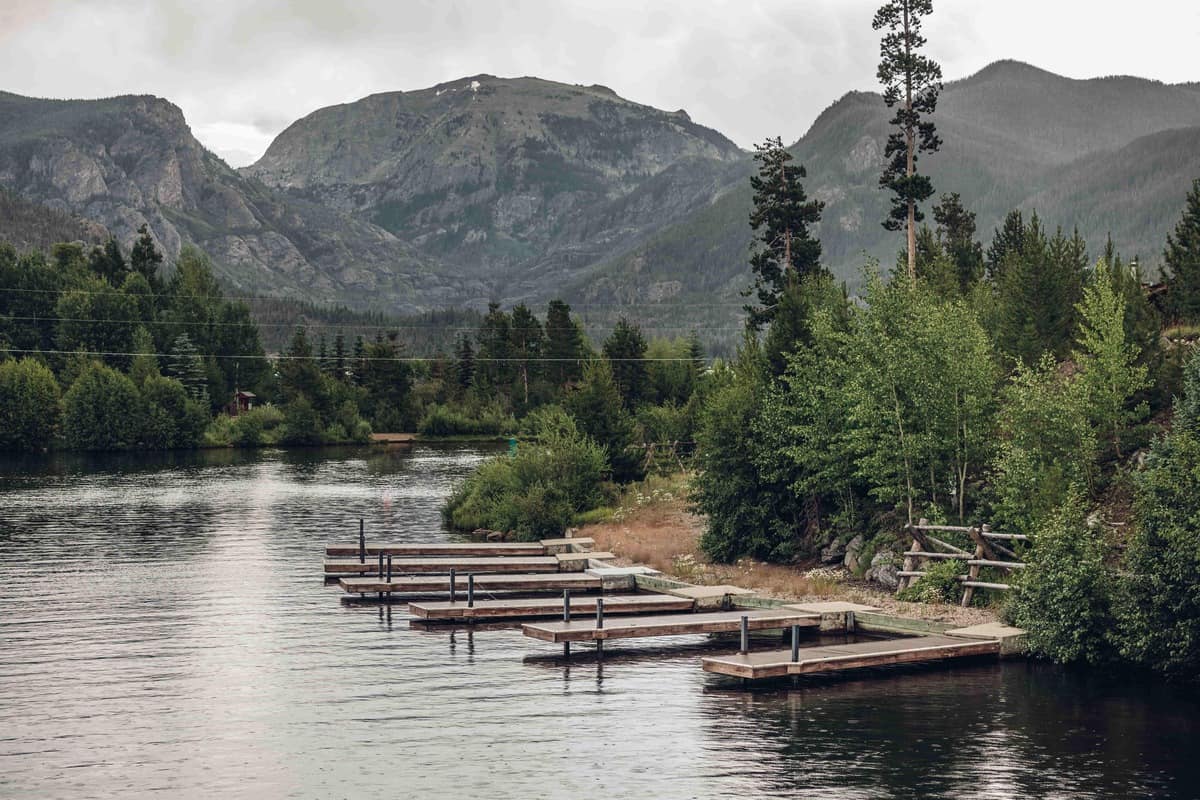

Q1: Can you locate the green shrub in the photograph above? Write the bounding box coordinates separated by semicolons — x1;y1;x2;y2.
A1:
281;396;323;445
442;419;607;540
0;358;61;451
62;362;141;450
140;375;208;449
418;402;516;436
1007;494;1115;665
897;558;965;604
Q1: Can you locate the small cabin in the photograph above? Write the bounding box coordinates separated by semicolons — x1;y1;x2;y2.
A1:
228;390;256;417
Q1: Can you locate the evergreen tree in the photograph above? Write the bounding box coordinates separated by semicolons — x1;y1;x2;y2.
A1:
454;334;475;394
129;224;164;294
167;333;209;403
509;303;545;406
475;302;514;395
933;192;984;292
278;326;324;412
1165;178;1200;322
874;0;943;280
129;326;160;386
567;359;644;483
994;216;1088;365
544;300;586;389
360;331;412;432
745;136;824;330
333;332;348;382
88;238;128;285
602;317;649;409
987;209;1027;280
351;335;365;384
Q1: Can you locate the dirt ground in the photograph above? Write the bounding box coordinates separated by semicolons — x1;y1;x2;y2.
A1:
580;479;999;627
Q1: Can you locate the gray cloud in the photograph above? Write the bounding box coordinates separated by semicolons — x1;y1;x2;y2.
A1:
2;0;1196;166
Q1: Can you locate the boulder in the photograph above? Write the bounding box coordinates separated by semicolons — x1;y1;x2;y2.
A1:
820;538;846;565
866;550;900;591
843;534;865;573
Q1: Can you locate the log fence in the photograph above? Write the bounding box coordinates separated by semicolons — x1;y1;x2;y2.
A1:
897;518;1028;607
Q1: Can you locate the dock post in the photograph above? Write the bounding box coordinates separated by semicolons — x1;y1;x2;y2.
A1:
449;568;457;603
376;551;384;601
386;554;393;582
739;615;749;654
467;574;475;608
358;518;365;564
790;625;801;662
563;590;572;659
596;597;604;659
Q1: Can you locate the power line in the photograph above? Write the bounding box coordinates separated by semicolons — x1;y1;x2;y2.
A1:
0;313;745;334
1;348;705;363
0;284;749;308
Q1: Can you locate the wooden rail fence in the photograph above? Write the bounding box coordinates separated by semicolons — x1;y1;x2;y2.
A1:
897;519;1027;607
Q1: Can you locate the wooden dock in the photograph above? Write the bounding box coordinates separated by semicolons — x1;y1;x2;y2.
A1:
338;573;605;594
408;593;695;620
700;635;1002;679
326;542;547;558
324;555;561;575
522;608;820;644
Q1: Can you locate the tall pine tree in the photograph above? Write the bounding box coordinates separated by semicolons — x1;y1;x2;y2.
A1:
1165;178;1200;322
874;0;943;281
745;136;824;331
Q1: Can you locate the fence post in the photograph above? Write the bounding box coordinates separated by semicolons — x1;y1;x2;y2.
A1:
962;525;986;607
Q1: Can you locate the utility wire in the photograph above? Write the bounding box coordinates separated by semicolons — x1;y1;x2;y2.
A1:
2;348;705;363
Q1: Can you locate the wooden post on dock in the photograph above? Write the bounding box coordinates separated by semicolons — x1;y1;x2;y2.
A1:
563;590;572;659
596;598;604;659
358;519;365;564
467;574;475;608
449;568;456;602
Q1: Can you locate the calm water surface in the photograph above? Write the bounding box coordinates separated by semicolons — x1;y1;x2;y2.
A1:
1;446;1197;799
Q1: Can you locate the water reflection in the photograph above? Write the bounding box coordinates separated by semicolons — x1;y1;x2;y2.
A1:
1;446;1197;799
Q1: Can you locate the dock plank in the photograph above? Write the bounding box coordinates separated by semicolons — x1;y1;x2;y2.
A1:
324;556;559;575
408;594;695;620
701;635;1001;679
338;573;605;593
522;609;820;643
326;542;547;557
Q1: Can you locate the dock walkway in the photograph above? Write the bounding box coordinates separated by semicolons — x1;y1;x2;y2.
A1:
339;573;604;594
408;593;694;620
522;609;820;643
701;635;1001;679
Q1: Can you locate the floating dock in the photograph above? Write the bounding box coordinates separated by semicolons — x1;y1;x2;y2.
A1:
701;634;1002;679
408;593;695;620
324;555;562;575
338;573;606;594
326;542;547;558
521;608;821;644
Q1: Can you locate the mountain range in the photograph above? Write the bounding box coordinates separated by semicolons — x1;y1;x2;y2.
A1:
2;61;1199;331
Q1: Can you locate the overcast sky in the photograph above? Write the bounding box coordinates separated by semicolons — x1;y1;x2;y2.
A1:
2;0;1197;167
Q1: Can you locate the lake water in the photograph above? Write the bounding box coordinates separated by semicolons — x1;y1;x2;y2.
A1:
1;445;1197;799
